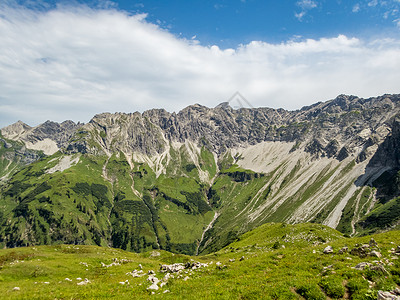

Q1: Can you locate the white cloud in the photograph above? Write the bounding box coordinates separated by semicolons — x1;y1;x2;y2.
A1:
295;11;306;21
368;0;378;6
295;0;318;21
352;1;400;25
0;5;400;127
297;0;318;9
353;4;361;12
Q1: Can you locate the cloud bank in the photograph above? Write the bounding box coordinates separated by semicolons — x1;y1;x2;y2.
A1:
0;4;400;127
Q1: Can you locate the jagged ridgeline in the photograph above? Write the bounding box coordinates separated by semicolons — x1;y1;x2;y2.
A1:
0;94;400;255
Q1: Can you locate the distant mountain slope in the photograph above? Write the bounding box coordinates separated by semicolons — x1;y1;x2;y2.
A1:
0;94;399;254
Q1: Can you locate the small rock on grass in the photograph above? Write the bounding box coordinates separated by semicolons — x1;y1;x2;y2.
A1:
77;278;90;286
370;250;382;258
147;283;159;291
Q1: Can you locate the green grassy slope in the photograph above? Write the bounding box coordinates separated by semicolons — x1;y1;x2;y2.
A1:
1;223;399;299
0;143;217;255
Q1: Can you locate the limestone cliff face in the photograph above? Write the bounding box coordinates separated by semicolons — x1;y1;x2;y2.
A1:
65;94;400;161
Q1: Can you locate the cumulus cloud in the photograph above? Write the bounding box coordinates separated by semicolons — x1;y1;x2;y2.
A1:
0;4;400;127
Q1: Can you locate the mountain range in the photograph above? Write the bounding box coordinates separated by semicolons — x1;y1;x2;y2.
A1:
0;93;399;255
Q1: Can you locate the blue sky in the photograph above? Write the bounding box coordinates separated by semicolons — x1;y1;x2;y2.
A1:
18;0;400;46
0;0;400;127
132;0;400;46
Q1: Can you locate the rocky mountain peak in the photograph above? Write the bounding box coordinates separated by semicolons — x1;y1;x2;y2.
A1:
1;120;32;140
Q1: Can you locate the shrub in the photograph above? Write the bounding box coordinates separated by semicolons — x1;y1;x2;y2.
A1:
297;283;326;300
185;164;196;173
319;277;345;299
346;277;368;295
272;241;281;249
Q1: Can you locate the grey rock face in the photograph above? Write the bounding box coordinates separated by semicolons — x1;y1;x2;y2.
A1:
1;120;81;150
67;94;400;159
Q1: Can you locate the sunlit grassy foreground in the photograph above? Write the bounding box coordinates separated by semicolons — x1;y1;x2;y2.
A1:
1;223;399;299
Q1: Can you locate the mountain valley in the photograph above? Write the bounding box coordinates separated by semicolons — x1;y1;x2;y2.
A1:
0;94;399;255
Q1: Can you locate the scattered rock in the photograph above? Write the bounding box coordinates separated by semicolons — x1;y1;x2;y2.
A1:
163;290;170;294
369;238;378;247
126;269;144;278
150;251;160;257
79;262;88;267
65;278;72;282
119;280;129;285
353;262;372;270
77;278;90;286
147;274;160;285
371;265;389;275
183;276;190;281
377;290;400;300
101;261;119;268
12;287;20;291
350;246;368;258
147;283;159;291
338;247;348;254
163;273;171;282
100;258;130;268
229;258;235;262
370;250;382;258
160;263;184;273
323;246;333;254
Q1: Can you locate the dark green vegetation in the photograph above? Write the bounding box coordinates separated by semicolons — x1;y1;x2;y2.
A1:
0;144;218;255
356;196;400;234
0;223;399;299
